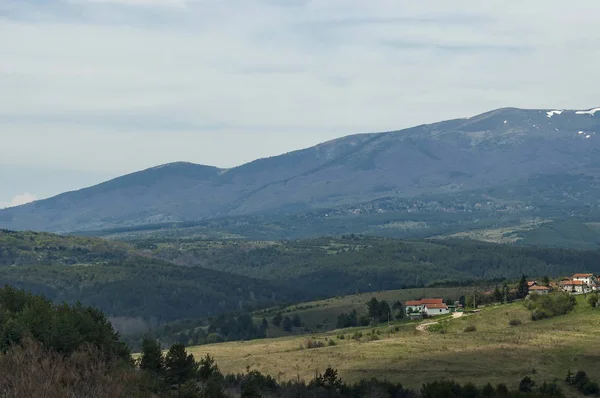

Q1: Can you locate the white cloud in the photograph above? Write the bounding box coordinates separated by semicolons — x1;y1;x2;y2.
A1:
1;0;600;179
0;193;38;209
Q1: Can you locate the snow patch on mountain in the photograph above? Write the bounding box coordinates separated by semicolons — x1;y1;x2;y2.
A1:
546;110;563;118
575;108;600;115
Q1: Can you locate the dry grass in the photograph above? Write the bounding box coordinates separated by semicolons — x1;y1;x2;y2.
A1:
189;296;600;389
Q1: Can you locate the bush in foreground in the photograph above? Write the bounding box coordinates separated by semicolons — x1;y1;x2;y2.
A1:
526;292;576;321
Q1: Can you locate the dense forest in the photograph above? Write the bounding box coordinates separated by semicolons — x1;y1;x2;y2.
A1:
0;231;304;328
141;236;600;296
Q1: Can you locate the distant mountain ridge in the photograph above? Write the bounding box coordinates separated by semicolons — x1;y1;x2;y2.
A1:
2;106;600;233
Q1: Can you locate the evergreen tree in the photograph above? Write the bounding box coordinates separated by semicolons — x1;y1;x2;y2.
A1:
517;274;529;299
198;353;220;381
165;343;198;390
272;313;283;327
492;286;503;303
282;316;293;332
292;314;302;327
139;337;164;375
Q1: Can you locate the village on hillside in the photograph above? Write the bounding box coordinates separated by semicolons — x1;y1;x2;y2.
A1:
404;273;599;319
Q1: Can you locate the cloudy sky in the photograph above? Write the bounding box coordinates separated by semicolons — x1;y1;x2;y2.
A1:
1;0;599;208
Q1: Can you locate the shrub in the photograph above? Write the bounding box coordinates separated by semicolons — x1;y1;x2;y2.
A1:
464;325;477;333
519;376;535;393
327;339;337;347
427;322;448;334
509;319;522;326
526;293;576;321
306;340;325;349
582;381;600;396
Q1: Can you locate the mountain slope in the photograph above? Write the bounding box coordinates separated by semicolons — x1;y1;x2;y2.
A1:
2;107;600;232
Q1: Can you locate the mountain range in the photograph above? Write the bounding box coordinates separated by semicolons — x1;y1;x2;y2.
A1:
2;106;600;235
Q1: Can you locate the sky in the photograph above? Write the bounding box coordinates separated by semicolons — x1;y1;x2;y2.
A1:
1;0;600;208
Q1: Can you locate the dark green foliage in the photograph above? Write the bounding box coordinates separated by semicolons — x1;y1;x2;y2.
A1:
588;294;599;308
164;343;198;388
139;337;164;374
197;354;220;381
0;286;130;360
566;370;600;396
519;376;535;393
145;236;600;299
367;297;392;323
517;274;529;299
272;312;283;327
526;292;576;321
292;314;303;327
337;310;359;329
282;315;293;332
0;232;305;325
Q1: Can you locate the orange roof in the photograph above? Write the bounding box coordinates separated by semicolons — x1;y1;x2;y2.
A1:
529;285;550;291
527;281;537;287
573;274;594;278
424;303;448;309
564;280;586;285
420;298;444;304
405;301;423;306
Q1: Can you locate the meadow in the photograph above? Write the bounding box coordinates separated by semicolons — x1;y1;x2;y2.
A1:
257;286;473;336
188;295;600;390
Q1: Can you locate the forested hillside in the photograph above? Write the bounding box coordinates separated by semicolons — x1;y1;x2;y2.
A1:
0;231;304;328
141;236;600;296
4;230;600;332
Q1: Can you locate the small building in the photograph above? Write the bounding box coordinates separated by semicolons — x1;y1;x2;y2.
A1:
571;274;598;289
527;281;538;288
405;300;425;314
528;285;550;295
563;280;591;294
405;298;446;316
423;303;449;316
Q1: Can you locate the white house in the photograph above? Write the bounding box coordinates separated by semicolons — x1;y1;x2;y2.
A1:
563;280;591;294
571;274;598;289
405;298;447;316
423;303;450;316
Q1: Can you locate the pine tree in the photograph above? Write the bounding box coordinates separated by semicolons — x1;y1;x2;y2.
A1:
272;313;283;327
282;316;293;332
139;337;164;375
165;343;198;390
517;274;529;299
292;314;302;327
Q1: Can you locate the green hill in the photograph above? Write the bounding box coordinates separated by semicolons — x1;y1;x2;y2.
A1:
0;230;305;329
187;295;600;390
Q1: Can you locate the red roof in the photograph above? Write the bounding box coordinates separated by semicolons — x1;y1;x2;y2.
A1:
527;281;537;287
565;280;586;286
573;274;594;278
405;298;444;306
420;298;444;304
424;303;448;309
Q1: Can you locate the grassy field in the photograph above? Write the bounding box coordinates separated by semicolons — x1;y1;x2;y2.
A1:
188;295;600;390
257;286;473;337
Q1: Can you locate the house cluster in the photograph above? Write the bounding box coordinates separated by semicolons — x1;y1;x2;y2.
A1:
559;273;599;294
528;273;599;296
405;298;460;319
